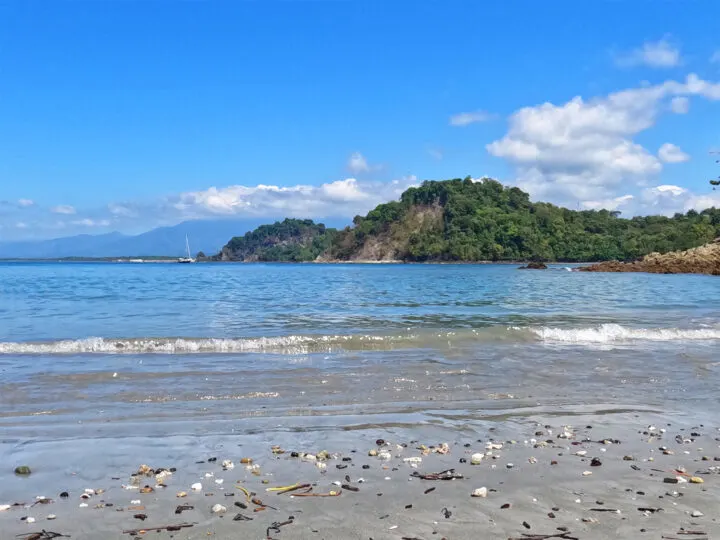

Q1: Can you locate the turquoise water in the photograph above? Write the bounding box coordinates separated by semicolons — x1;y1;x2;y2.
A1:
0;262;719;440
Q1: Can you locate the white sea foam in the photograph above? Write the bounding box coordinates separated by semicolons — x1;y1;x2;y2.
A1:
532;323;720;343
0;324;717;354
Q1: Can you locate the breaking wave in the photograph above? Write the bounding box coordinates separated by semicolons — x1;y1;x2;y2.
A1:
530;323;720;343
0;324;718;354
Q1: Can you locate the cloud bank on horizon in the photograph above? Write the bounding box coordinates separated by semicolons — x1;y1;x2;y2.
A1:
2;38;720;241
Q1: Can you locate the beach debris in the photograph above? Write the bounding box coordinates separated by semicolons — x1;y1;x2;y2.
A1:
471;487;488;498
582;471;593;476
0;505;11;512
590;458;602;467
14;466;32;476
122;523;194;535
266;483;311;495
441;507;452;519
133;513;148;521
689;477;704;484
403;457;422;465
46;515;56;520
690;510;704;518
501;503;511;509
410;469;463;480
266;517;294;539
191;482;202;491
240;457;253;464
470;453;484;465
507;532;579;540
211;503;227;514
292;490;340;497
176;491;187;498
174;504;193;514
233;513;253;521
15;532;70;540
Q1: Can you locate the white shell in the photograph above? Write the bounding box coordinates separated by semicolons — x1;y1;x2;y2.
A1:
471;487;488;498
211;504;227;514
191;482;202;491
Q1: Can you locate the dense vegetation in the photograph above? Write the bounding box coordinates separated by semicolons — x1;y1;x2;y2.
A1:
327;177;720;262
218;218;337;262
218;178;720;263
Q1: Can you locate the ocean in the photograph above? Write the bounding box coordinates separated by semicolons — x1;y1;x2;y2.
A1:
1;262;719;439
1;262;719;538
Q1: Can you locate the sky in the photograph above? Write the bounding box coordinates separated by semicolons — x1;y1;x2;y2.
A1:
1;0;720;241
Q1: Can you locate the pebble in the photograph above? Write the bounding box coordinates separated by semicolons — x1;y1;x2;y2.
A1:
470;453;484;465
191;483;202;491
26;517;36;524
14;466;31;475
471;487;488;498
690;510;704;518
582;471;593;476
506;463;514;469
47;514;56;520
211;504;227;514
689;476;704;484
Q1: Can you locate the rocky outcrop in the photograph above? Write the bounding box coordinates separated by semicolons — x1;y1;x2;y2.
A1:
579;239;720;275
518;261;548;270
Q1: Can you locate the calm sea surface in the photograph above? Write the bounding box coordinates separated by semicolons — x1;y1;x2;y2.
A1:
1;262;719;441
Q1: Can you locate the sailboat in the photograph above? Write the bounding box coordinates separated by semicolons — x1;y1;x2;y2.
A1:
178;235;196;263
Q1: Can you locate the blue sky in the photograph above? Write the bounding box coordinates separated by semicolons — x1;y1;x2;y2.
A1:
1;0;720;241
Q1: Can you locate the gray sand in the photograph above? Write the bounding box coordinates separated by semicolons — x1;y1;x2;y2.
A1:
2;411;718;540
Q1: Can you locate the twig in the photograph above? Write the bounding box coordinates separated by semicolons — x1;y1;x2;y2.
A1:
122;522;194;534
507;533;579;540
266;518;294;539
16;533;70;540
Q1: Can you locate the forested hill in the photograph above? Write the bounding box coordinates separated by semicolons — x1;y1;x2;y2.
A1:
217;218;337;262
217;178;720;263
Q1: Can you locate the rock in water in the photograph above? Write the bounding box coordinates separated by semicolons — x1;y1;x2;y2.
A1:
14;466;31;475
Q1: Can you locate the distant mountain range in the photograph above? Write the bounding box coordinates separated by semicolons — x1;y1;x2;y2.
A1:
0;219;270;259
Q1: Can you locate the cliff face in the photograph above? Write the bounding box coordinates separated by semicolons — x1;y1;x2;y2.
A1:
579;239;720;275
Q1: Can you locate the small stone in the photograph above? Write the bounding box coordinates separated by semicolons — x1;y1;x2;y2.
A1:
690;510;704;518
14;466;31;475
471;487;488;498
590;458;602;467
376;439;386;446
0;505;10;512
501;503;511;509
47;514;56;520
368;449;378;457
470;453;484;465
689;477;704;484
212;504;227;514
582;471;593;476
574;451;587;457
240;458;253;464
191;483;202;491
506;463;514;469
26;517;36;524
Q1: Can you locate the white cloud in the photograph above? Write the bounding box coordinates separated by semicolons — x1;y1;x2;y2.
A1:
347;152;370;174
449;110;495;126
581;194;634;211
17;199;35;207
658;143;690;163
172;176;419;220
617;38;681;68
51;205;76;215
485;73;720;211
15;222;27;229
108;203;136;217
670;96;689;114
640;184;720;214
711;50;720;64
72;218;111;227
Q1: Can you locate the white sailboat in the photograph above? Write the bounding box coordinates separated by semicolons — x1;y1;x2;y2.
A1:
178;235;196;263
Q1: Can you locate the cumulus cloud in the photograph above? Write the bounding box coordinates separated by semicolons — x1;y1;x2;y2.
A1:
658;143;690;163
51;205;76;215
347;152;370;174
616;38;682;68
670;96;689;114
108;203;136;217
72;218;111;227
172;176;419;220
17;199;35;207
449;110;495;126
485;73;720;212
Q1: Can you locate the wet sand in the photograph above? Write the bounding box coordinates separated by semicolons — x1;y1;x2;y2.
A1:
2;411;719;540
